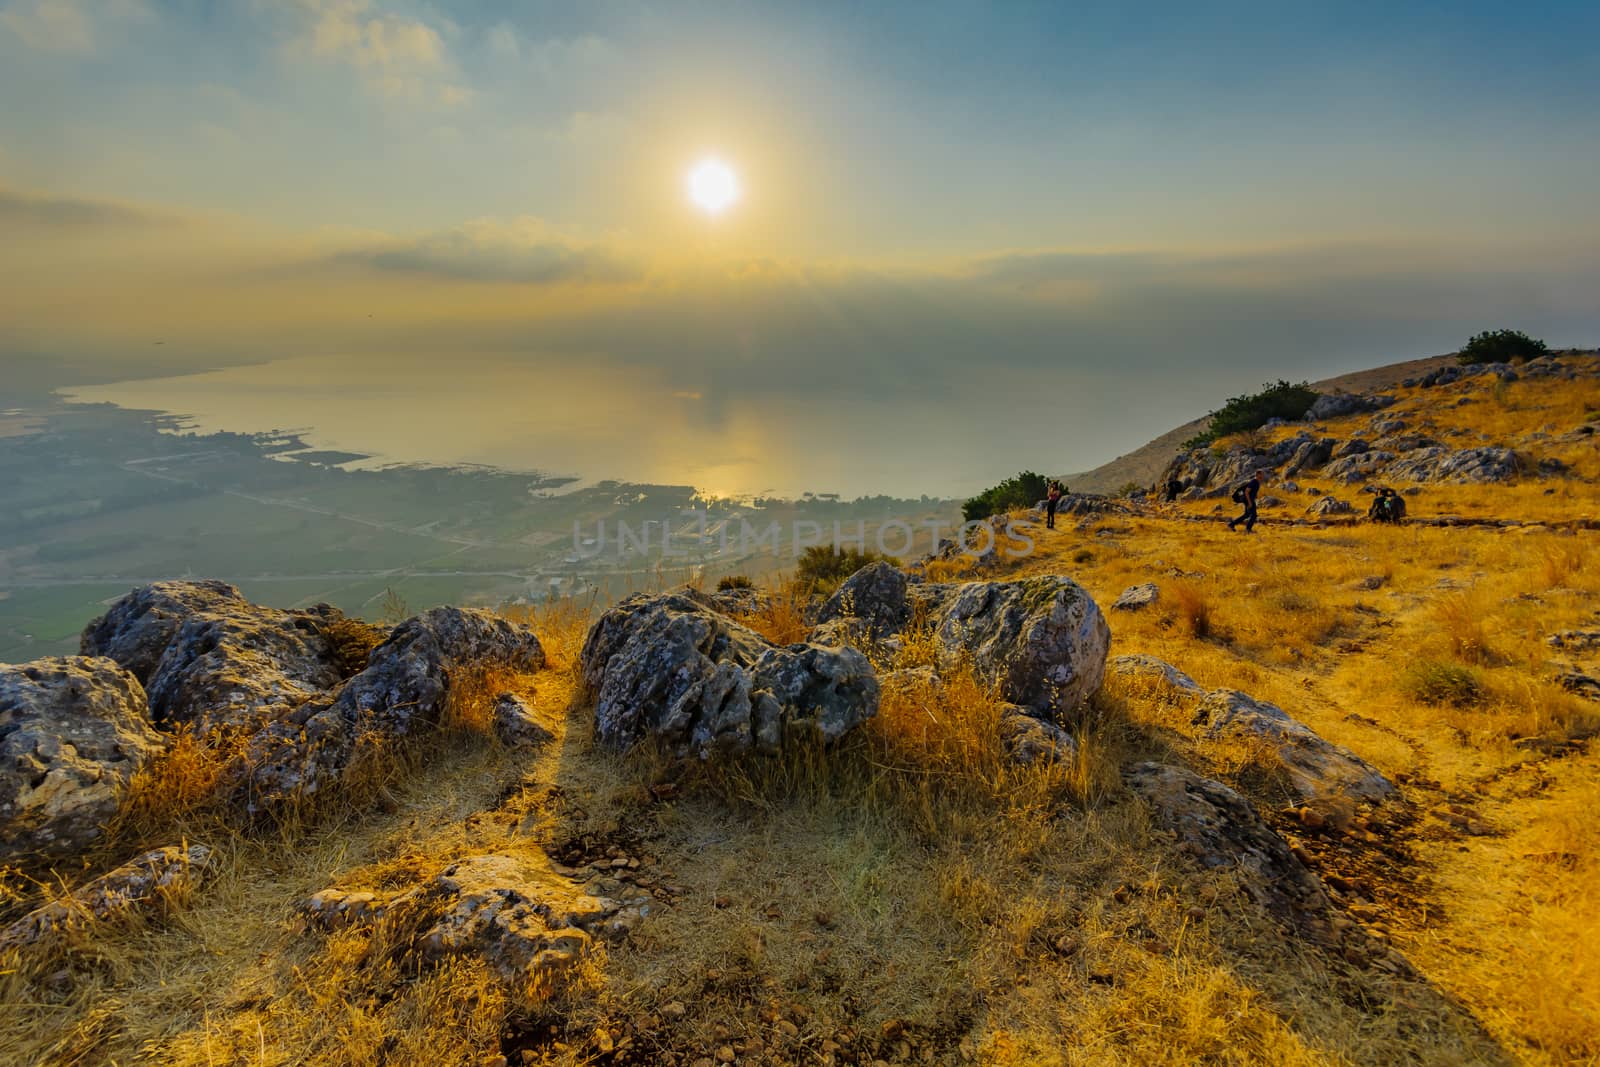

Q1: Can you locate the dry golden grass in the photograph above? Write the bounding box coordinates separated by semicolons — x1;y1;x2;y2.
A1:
4;366;1599;1065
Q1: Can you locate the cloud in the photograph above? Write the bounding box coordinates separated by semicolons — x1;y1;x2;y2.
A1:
285;0;466;104
327;218;645;285
0;185;175;229
0;0;147;53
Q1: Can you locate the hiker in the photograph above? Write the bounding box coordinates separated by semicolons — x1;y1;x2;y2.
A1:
1165;477;1184;503
1045;480;1065;529
1369;487;1407;523
1226;473;1261;533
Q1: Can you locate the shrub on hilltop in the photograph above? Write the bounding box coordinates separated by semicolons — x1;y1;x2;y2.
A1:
1181;380;1321;449
962;470;1050;521
1457;329;1548;366
794;545;900;595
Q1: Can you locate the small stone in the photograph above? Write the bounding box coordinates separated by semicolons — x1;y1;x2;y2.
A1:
662;1001;687;1020
594;1029;614;1055
776;1019;799;1039
716;1046;736;1064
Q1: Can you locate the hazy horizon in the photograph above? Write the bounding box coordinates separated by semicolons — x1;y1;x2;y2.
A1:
5;2;1600;493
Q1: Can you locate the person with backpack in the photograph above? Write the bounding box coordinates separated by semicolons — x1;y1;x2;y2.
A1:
1226;473;1261;533
1369;487;1406;523
1045;480;1065;529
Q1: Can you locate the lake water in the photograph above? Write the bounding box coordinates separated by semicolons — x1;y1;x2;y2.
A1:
67;352;1109;499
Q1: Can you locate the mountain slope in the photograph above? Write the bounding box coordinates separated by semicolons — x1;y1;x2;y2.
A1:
1067;352;1460;493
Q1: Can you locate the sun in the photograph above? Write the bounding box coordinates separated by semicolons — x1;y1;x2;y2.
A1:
686;157;741;216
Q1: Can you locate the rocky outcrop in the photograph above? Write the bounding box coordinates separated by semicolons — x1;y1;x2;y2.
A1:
1321;450;1396;484
919;576;1110;719
1385;446;1519;484
1112;656;1395;805
241;608;545;811
1192;690;1397;804
1111;583;1160;612
581;589;878;759
0;844;212;949
82;580;360;731
1547;631;1600;653
1125;763;1332;932
1308;393;1395;420
304;852;649;986
1;657;165;859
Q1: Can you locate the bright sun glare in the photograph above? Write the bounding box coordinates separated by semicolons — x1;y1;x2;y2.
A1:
686;157;740;215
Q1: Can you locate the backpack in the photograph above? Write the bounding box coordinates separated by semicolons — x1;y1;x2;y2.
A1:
1231;486;1248;504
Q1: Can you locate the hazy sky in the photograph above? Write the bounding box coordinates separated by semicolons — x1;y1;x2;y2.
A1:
4;1;1599;491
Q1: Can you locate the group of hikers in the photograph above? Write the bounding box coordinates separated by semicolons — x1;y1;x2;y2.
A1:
1041;472;1404;534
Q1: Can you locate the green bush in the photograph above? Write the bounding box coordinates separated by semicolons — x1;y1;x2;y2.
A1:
716;574;754;591
1402;659;1484;707
962;470;1050;521
1181;380;1320;449
794;546;900;595
1457;329;1548;366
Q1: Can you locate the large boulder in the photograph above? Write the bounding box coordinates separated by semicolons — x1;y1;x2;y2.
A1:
580;589;878;759
82;580;358;731
918;576;1110;718
241;608;544;811
0;844;211;949
814;562;911;642
1;657;165;859
1124;763;1332;932
1192;690;1397;804
1283;436;1336;476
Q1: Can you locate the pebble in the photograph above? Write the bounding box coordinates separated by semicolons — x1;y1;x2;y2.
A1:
716;1045;736;1064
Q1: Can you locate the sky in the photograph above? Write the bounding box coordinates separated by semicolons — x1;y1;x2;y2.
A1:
3;1;1599;494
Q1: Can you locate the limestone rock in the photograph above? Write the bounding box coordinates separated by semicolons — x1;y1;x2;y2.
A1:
1555;667;1600;702
492;692;554;749
82;580;358;731
814;562;910;642
999;706;1078;766
1;657;165;859
580;589;878;759
303;852;649;986
1307;392;1395;420
1111;583;1160;612
1125;763;1332;930
1385;446;1520;484
919;576;1109;719
242;608;544;811
1192;690;1397;804
1547;631;1600;652
1321;451;1396;484
1109;654;1206;704
1306;496;1353;516
0;844;212;949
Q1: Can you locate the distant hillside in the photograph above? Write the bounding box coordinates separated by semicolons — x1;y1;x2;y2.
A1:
1067;352;1461;494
